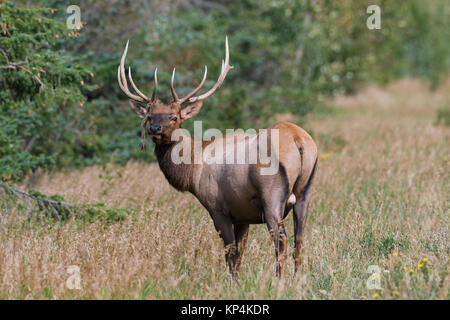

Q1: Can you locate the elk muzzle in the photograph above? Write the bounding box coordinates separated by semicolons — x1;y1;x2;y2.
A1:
149;123;162;135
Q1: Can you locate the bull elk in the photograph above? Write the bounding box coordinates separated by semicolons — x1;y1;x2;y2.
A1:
117;37;318;278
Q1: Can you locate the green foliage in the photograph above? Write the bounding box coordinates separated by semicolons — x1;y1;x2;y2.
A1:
378;236;407;257
28;188;72;220
360;226;408;258
0;3;91;180
435;105;450;127
79;202;133;223
1;0;450;181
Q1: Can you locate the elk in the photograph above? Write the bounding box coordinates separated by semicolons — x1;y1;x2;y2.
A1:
117;37;318;278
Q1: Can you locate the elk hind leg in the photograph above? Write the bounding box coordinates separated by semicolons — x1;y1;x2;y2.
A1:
264;206;288;278
293;161;317;273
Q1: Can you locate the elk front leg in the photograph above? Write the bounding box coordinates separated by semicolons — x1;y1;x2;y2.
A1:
232;224;249;274
212;215;241;280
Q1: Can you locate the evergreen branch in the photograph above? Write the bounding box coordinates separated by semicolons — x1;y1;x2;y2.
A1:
0;48;45;90
0;183;74;209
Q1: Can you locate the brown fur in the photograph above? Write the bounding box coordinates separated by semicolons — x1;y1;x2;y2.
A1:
146;110;318;279
154;142;195;193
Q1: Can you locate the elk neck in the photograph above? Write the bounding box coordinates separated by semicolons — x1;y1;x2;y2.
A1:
153;135;196;193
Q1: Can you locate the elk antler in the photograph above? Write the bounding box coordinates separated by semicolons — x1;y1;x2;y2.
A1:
117;40;157;103
118;40;159;149
170;36;233;105
171;66;208;104
187;36;233;103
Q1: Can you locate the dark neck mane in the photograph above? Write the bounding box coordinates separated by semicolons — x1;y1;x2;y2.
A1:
154;138;194;193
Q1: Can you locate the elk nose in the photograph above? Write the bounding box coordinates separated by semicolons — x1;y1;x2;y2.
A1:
149;124;161;135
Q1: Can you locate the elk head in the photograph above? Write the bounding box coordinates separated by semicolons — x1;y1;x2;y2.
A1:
117;37;233;148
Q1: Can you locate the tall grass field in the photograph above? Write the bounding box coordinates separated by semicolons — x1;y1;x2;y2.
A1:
0;79;448;299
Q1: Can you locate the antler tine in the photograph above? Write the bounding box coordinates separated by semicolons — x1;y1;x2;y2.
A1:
178;65;208;104
128;67;150;101
118;66;145;102
188;36;233;103
118;41;147;102
170;68;179;102
151;68;158;102
118;41;157;103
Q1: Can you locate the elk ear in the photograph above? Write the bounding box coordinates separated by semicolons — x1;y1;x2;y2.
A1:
128;100;147;119
180;100;204;121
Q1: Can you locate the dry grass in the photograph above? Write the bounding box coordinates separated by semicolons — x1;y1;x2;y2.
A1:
1;78;449;299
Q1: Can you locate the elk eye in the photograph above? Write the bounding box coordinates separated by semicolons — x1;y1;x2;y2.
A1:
171;116;178;122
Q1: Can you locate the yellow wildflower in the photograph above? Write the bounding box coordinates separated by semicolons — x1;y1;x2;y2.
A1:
418;263;423;268
392;252;398;257
403;266;407;271
373;293;379;299
393;290;399;296
319;153;330;160
409;269;414;274
422;258;428;262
